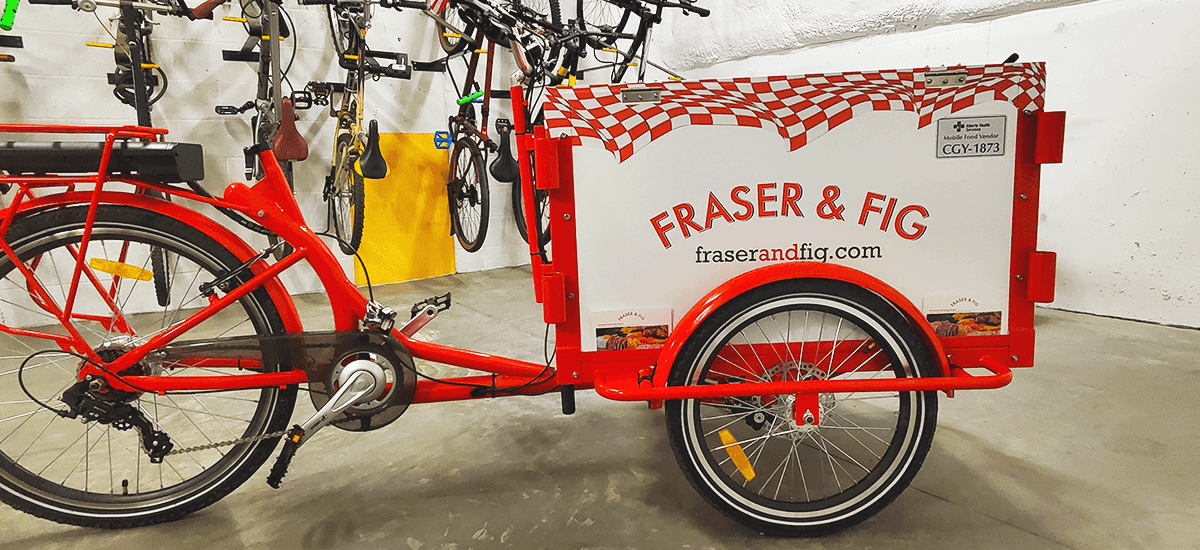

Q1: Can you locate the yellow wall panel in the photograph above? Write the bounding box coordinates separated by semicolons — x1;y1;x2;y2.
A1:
354;132;454;285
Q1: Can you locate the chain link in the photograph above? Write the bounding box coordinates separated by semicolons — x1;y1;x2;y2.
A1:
165;417;361;456
165;430;287;456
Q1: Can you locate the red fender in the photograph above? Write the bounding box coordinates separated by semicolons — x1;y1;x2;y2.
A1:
5;191;304;333
653;262;950;389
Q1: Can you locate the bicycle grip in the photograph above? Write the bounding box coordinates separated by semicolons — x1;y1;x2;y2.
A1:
2;0;17;32
26;0;72;5
678;1;710;17
188;0;228;20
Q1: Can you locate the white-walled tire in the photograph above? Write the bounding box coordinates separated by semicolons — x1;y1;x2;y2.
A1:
665;279;938;536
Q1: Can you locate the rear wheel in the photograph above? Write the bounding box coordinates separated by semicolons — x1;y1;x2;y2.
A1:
0;205;296;528
665;279;938;536
448;137;490;253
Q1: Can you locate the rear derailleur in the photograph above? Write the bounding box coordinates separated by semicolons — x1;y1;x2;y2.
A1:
59;378;174;463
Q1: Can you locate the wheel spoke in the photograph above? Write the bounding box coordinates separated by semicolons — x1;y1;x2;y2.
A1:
669;282;937;534
0;207;295;526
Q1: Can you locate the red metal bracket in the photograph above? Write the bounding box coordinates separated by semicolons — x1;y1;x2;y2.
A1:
595;355;1012;402
1027;251;1057;303
1034;111;1066;164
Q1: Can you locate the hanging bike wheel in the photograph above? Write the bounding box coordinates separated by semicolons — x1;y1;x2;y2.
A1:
665;279;938;536
448;137;490;253
435;1;473;55
0;205;296;528
577;0;640;83
329;133;366;255
512;179;550;247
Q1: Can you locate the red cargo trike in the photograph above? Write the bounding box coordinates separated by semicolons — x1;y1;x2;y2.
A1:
0;60;1063;535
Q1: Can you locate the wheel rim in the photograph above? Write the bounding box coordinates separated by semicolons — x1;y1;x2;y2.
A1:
332;136;361;250
679;294;929;525
437;4;469;53
0;213;285;519
450;141;486;250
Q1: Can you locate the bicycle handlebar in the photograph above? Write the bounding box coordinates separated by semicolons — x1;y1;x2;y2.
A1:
384;0;427;9
186;0;227;19
606;0;709;17
26;0;73;5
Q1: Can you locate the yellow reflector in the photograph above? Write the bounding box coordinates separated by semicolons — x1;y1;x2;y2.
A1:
443;33;460;38
223;16;247;22
719;429;756;481
88;258;153;282
140;63;159;69
86;42;115;49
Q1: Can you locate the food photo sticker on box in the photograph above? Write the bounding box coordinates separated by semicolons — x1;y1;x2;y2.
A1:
924;295;1005;337
593;308;673;351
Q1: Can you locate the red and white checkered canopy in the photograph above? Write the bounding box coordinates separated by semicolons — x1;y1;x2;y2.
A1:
543;62;1046;162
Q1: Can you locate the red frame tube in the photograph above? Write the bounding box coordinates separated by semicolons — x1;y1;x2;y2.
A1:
0;124;551;396
594;355;1013;401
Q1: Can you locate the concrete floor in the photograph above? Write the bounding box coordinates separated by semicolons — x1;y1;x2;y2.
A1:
1;265;1197;550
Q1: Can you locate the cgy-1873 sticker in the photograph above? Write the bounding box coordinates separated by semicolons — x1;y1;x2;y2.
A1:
936;116;1007;158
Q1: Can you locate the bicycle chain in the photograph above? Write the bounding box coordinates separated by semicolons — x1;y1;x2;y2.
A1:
165;430;288;456
164;418;359;456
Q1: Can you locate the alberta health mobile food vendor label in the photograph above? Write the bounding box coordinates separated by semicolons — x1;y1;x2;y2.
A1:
544;64;1046;352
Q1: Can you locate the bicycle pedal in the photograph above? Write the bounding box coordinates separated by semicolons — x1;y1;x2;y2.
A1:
433;132;452;150
410;293;451;318
266;425;304;489
402;293;451;337
291;91;314;110
364;300;398;331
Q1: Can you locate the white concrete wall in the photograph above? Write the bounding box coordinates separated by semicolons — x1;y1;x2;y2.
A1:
4;0;1198;328
651;0;1200;328
0;3;533;293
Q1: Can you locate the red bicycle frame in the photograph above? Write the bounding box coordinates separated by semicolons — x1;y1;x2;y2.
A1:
0;98;1063;406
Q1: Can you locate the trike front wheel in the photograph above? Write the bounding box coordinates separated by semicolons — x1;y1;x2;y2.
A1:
665;279;938;536
0;205;297;528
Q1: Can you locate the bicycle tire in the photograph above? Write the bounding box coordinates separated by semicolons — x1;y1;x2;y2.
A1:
329;133;366;255
435;1;473;55
448;137;489;253
665;279;938;536
512;179;550;247
0;205;296;528
150;245;172;307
